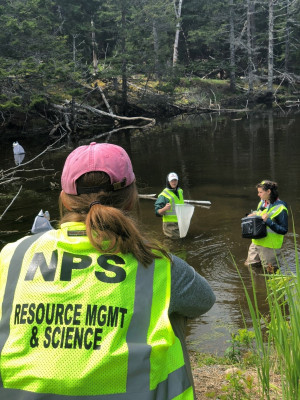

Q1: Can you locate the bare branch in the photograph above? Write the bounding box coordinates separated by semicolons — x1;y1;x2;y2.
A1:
54;101;156;128
79;121;155;144
0;186;22;221
95;84;114;115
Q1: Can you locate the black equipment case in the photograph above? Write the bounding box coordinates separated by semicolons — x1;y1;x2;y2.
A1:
241;215;267;239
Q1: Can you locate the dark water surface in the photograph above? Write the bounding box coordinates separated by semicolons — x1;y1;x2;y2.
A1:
1;110;300;355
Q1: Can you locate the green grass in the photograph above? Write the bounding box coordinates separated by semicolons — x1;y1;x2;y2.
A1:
195;352;231;367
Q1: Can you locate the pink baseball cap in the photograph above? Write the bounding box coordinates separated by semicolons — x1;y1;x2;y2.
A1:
61;142;135;195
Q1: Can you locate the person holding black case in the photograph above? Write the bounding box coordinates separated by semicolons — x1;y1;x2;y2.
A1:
244;180;288;273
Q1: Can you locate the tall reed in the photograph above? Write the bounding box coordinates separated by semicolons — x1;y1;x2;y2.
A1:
236;220;300;400
266;217;300;399
235;263;272;399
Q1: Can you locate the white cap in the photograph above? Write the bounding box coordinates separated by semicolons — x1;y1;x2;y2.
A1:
168;172;178;182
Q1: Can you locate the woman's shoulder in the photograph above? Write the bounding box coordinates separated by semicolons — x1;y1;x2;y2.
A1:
274;199;288;208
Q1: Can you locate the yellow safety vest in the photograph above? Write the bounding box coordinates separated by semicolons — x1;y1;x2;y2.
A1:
252;201;288;249
0;222;193;399
159;188;184;223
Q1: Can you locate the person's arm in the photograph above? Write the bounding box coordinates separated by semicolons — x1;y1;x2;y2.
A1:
154;195;170;217
248;201;264;216
169;255;216;318
264;209;288;235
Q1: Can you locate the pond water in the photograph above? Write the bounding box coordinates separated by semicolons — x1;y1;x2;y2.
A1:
1;109;300;355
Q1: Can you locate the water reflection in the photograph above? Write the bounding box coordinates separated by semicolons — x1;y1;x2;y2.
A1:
1;111;300;355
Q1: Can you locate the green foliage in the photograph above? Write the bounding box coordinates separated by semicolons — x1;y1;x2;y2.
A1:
29;96;47;109
196;352;230;368
221;369;254;400
0;99;22;110
224;329;257;365
0;0;299;120
67;88;84;97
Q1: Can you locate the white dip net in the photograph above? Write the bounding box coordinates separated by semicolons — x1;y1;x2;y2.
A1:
175;204;195;238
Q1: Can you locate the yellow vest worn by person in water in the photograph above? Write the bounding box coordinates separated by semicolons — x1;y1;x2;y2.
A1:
159;188;184;223
0;222;193;399
252;200;288;249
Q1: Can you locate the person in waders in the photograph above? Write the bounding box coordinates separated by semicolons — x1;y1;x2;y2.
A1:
155;172;184;239
0;143;216;400
244;180;288;273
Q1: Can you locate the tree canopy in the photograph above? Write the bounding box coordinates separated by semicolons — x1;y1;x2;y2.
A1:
0;0;299;134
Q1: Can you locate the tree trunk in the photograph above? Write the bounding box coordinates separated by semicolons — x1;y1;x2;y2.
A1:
284;0;290;74
267;0;274;93
229;0;236;92
71;96;77;134
57;5;64;34
249;0;257;67
91;18;98;76
121;2;127;113
172;0;183;66
153;20;161;79
268;109;275;178
247;0;254;93
72;34;78;72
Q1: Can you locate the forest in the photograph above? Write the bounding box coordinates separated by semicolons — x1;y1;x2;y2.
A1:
1;0;300;137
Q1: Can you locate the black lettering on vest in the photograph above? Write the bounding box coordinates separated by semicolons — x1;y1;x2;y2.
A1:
36;303;45;324
52;326;60;348
119;308;128;328
74;327;84;348
44;326;51;348
14;304;21;324
95;255;126;283
97;305;107;326
25;251;58;281
93;328;102;350
65;327;74;349
45;303;55;325
55;304;64;325
73;304;82;326
84;328;93;349
20;303;29;324
85;304;97;326
85;305;107;326
60;252;92;281
43;326;102;350
107;306;119;327
64;304;73;325
60;326;65;347
28;303;36;324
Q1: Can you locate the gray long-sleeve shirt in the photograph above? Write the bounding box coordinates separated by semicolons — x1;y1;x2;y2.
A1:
169;254;216;317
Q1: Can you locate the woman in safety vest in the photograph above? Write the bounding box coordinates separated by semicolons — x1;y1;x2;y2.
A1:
155;172;184;239
244;180;288;273
0;142;216;399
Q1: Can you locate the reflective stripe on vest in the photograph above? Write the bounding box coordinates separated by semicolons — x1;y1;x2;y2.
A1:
252;201;288;249
0;229;193;399
159;189;184;223
0;233;45;389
